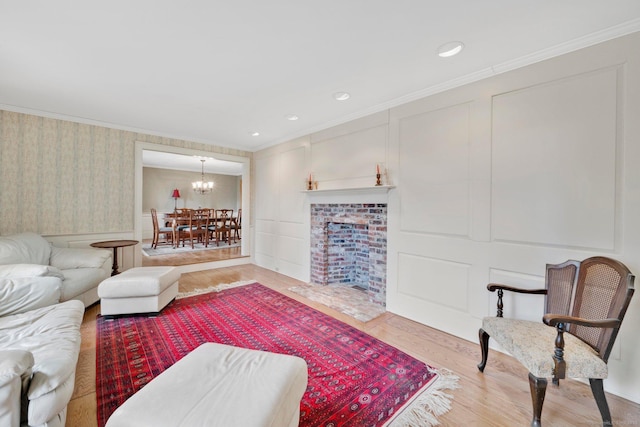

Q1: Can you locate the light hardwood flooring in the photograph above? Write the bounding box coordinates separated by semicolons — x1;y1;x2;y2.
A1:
140;238;244;266
67;262;640;427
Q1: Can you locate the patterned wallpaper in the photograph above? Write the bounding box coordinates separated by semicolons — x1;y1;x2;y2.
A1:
0;109;250;236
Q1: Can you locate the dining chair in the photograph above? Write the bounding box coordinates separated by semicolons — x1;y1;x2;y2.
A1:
231;208;242;241
206;208;217;245
175;208;198;249
214;209;234;246
478;256;635;427
193;208;211;247
150;208;174;249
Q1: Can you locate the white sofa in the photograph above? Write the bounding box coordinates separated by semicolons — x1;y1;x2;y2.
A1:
0;232;112;307
0;232;112;427
0;273;86;427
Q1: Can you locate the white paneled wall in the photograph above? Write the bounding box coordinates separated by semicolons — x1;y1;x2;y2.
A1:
254;153;279;270
253;32;640;403
491;67;619;250
254;139;310;278
397;102;471;236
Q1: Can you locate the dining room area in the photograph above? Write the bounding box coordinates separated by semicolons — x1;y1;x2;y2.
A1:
140;150;247;267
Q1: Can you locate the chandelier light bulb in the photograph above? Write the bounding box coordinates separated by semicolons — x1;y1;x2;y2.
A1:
192;159;214;194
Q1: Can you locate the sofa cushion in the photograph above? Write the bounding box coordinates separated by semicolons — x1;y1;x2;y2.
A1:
0;300;84;401
0;233;51;266
0;350;34;427
0;277;61;316
28;370;76;426
0;264;65;280
50;246;111;270
0;349;33;387
60;268;108;301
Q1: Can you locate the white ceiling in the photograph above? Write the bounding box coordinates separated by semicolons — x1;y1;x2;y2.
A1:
143;150;243;175
2;1;640;153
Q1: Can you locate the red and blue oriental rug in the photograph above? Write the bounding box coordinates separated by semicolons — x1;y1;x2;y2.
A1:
96;282;457;426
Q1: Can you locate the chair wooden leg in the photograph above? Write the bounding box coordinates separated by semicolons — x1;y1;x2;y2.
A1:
529;373;547;427
152;230;159;249
478;328;490;372
589;378;612;427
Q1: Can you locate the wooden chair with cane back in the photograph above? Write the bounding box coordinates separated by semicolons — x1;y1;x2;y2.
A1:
478;256;635;427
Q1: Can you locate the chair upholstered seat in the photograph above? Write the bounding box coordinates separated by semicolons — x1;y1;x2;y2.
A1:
482;317;607;379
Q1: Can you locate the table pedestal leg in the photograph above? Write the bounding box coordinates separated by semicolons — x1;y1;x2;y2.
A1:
111;248;120;276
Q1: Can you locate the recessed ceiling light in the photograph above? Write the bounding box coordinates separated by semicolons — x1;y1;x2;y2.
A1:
333;92;351;101
437;41;464;58
250;131;260;137
285;114;299;121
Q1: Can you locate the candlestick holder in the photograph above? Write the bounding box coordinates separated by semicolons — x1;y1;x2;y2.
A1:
307;179;314;190
375;173;382;186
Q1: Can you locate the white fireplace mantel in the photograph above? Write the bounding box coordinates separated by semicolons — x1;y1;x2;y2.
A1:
302;185;395;204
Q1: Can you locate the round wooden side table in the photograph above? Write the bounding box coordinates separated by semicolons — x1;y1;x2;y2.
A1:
90;239;139;276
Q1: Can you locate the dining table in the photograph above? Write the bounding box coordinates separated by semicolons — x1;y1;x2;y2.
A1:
163;211;237;227
162;210;238;246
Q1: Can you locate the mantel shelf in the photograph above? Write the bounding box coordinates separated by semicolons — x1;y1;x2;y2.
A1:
301;185;395;195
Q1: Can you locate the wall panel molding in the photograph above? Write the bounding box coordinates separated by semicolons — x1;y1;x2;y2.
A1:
397;253;470;312
491;66;621;250
397;102;472;237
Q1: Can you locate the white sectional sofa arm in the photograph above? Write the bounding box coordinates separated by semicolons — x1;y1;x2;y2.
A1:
0;350;34;427
0;232;113;307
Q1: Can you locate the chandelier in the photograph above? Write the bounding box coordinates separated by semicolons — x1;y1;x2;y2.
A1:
192;159;214;194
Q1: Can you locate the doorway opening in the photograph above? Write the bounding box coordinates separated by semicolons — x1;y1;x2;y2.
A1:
134;142;251;269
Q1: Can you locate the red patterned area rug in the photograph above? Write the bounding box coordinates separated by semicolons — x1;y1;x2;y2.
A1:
96;283;458;427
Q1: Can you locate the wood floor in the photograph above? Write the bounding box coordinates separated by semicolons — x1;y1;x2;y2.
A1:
141;238;244;266
67;262;640;427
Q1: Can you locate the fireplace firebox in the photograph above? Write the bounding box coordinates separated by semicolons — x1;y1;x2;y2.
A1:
310;203;387;306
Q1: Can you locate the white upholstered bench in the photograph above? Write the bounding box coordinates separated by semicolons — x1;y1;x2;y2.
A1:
98;266;179;317
105;342;309;427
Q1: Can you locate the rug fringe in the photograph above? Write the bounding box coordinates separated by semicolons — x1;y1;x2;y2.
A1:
386;368;460;427
176;280;256;299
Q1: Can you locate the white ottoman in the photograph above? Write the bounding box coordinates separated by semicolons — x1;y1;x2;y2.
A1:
105;343;309;427
98;266;179;317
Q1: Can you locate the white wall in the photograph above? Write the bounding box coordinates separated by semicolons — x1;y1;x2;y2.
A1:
253;138;309;279
253;32;640;403
142;167;240;213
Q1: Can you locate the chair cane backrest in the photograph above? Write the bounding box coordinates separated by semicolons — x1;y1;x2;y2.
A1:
545;260;579;317
546;257;634;362
572;257;634;361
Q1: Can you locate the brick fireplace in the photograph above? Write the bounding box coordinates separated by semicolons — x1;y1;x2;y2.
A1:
310;203;387;306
